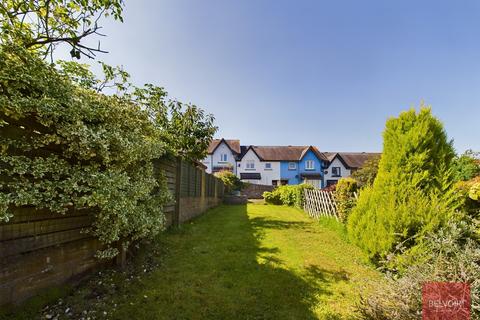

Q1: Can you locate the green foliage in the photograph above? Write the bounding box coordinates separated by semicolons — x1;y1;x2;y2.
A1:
263;184;313;208
471;182;480;201
0;45;216;258
347;107;458;263
351;156;380;188
454;176;480;219
0;0;124;59
0;0;217;260
452;150;480;182
214;170;243;194
357;220;480;319
334;178;358;223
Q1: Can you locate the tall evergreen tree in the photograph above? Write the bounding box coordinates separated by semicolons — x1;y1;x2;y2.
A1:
347;107;457;262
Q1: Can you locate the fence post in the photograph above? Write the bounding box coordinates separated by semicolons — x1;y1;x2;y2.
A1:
173;157;182;227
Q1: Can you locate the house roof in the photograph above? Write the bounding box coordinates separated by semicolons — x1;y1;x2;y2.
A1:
325;152;381;169
207;139;241;155
244;146;325;162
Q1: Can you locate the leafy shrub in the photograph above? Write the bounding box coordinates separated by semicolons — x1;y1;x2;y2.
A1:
455;176;480;219
357;220;480;320
470;182;480;201
214;170;243;194
351;156;381;188
452;150;480;182
263;190;282;205
334;178;358;223
347;107;457;263
263;184;313;208
0;46;216;258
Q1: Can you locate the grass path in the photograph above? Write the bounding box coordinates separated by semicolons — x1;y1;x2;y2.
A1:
5;203;381;319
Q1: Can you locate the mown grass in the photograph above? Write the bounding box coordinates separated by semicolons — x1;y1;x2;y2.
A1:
3;203;381;319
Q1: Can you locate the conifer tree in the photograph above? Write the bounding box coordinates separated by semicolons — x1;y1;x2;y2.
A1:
347;107;457;262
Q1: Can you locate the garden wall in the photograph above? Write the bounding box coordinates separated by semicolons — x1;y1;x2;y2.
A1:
242;184;275;199
0;157;224;306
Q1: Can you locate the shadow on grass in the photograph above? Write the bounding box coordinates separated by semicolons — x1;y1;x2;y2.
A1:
2;204;352;320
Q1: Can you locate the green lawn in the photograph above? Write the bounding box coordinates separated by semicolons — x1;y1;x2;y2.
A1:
4;203;381;320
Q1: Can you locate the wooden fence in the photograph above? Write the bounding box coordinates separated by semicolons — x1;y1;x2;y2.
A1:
303;189;339;220
0;157;224;306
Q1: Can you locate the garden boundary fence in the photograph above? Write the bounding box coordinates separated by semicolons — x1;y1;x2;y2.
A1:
0;157;224;306
303;189;339;220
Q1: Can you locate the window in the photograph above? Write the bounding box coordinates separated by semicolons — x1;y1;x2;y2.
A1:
265;162;272;170
246;160;255;170
332;167;341;177
305;160;315;170
220;154;228;162
288;162;297;170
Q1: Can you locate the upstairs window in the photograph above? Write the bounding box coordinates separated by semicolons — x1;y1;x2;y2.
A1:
288;162;297;170
332;167;341;177
265;163;272;170
246;160;255;170
220;154;228;162
305;160;315;170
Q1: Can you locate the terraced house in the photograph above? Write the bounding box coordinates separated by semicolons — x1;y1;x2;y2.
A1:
203;139;379;188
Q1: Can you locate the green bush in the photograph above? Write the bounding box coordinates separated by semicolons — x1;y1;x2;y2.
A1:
263;184;313;208
357;220;480;319
0;46;216;258
452;150;480;182
335;178;358;223
214;170;243;194
454;176;480;219
263;190;282;205
351;156;381;188
347;107;458;263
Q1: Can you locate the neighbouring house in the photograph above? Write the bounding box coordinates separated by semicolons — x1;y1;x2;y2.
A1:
322;152;381;186
203;139;241;174
279;146;327;188
236;146;281;185
205;138;379;188
236;145;327;187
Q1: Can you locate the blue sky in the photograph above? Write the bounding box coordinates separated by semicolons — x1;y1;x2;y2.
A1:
72;0;480;152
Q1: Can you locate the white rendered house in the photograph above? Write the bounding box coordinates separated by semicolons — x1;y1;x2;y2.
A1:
323;152;380;187
236;146;281;185
203;139;241;174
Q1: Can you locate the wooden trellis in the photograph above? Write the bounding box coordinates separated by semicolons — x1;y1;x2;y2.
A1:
303;189;339;220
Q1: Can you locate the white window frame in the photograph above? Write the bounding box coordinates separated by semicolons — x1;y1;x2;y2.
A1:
265;162;272;170
288;162;297;170
305;160;315;170
220;154;228;162
246;160;255;170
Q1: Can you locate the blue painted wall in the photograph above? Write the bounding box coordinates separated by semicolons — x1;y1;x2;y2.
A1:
280;150;326;187
280;161;300;184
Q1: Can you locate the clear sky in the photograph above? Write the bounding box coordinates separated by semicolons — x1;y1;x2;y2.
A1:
71;0;480;153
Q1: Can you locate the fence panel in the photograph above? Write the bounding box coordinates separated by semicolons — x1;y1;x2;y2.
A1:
0;156;224;306
303;189;338;220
